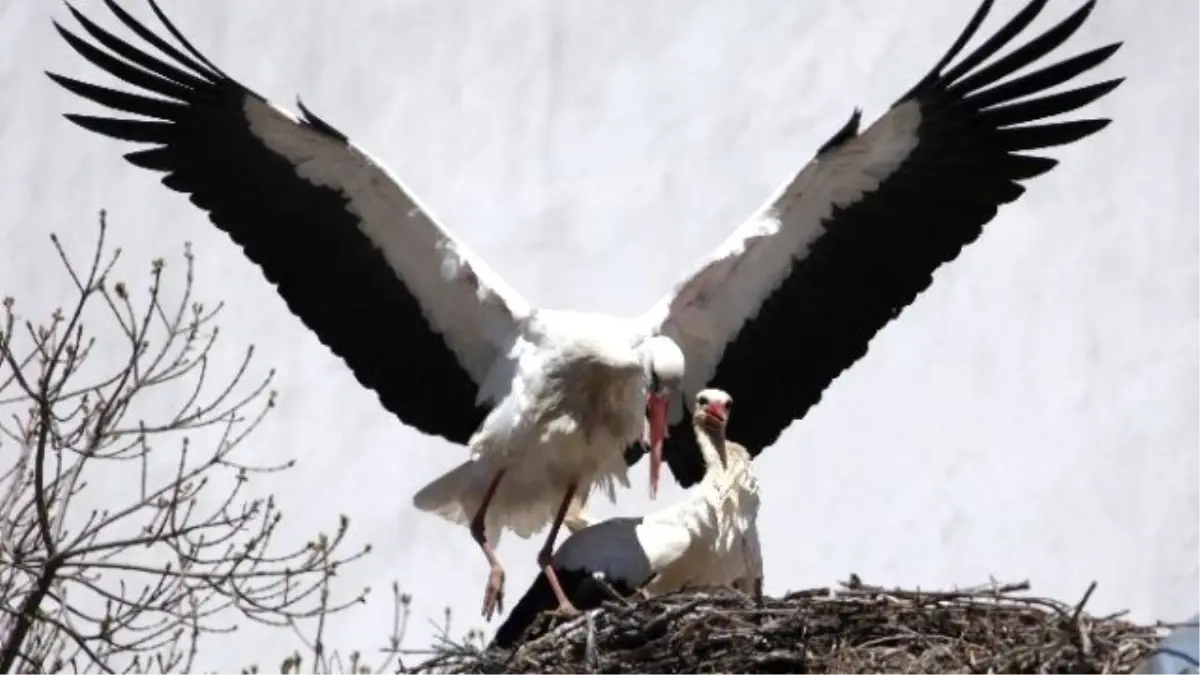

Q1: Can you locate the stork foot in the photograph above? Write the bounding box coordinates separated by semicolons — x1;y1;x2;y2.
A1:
481;565;506;621
548;600;581;618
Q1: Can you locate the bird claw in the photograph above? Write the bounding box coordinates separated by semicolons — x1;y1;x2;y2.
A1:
481;567;505;621
548;602;581;618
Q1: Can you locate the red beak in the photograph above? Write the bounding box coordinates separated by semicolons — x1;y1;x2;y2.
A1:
705;402;727;422
647;392;669;500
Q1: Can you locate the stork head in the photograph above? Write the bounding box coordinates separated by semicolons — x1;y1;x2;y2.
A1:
692;388;732;432
696;386;729;466
642;336;685;500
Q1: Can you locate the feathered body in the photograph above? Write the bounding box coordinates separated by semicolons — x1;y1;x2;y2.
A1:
412;310;662;544
494;388;763;648
639;435;762;596
564;393;764;593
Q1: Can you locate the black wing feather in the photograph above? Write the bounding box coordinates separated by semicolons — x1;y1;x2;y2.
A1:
50;0;489;445
631;0;1123;487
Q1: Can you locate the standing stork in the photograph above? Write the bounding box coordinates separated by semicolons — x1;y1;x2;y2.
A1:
492;388;763;649
48;0;1122;621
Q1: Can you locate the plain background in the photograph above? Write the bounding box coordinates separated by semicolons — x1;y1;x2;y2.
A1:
1;0;1196;670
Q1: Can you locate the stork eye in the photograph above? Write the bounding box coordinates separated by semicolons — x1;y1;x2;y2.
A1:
697;395;709;406
724;400;733;410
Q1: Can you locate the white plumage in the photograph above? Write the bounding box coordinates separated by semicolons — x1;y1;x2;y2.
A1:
635;389;764;600
569;388;764;599
50;0;1123;622
408;323;685;618
492;388;764;648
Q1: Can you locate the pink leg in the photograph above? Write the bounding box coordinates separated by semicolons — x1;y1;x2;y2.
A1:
471;470;507;621
538;480;581;616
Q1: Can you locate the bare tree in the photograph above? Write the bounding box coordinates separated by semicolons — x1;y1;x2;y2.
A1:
0;212;396;673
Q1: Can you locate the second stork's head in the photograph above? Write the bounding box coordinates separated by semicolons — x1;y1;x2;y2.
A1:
641;335;685;500
691;388;733;467
693;387;732;430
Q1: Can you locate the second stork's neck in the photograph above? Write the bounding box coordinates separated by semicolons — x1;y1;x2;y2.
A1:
693;421;727;474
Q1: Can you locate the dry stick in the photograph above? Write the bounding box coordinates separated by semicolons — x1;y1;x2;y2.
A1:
1071;581;1100;657
512;609;602;658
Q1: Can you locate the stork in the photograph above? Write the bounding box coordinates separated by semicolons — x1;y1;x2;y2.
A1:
492;388;763;649
49;0;1122;622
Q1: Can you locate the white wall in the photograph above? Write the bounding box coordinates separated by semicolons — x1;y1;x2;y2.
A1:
1;0;1195;670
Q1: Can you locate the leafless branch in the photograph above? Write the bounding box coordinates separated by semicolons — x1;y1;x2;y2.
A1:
0;212;396;673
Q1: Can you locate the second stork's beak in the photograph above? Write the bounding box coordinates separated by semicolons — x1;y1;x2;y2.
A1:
647;391;669;500
705;402;727;423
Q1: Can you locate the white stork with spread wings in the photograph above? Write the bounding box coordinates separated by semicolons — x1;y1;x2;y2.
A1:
49;0;1122;621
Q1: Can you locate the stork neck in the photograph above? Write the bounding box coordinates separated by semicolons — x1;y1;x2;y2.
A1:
693;422;727;472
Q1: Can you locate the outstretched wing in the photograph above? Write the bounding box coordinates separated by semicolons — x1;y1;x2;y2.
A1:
49;0;535;445
632;0;1123;486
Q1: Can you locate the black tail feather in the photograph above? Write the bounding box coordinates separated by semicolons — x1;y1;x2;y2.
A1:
490;570;641;649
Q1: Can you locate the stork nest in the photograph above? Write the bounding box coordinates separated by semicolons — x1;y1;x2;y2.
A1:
402;577;1170;674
